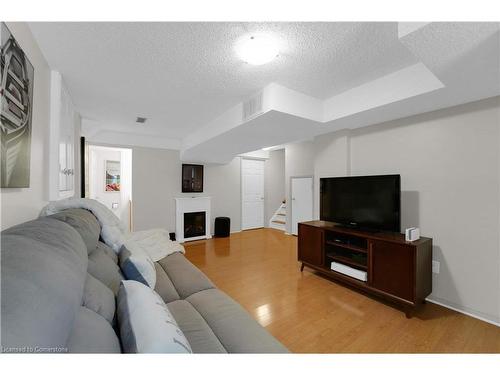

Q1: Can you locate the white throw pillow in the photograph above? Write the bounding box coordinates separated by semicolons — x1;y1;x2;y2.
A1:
119;244;156;288
117;280;192;353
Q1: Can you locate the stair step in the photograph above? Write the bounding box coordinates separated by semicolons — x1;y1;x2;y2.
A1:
272;219;286;224
277;213;286;216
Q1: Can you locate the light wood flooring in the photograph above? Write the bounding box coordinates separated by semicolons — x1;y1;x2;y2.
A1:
183;228;500;353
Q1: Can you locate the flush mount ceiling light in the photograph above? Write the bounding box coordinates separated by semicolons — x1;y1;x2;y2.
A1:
236;34;280;65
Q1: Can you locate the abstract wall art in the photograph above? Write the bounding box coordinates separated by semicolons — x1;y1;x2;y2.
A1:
1;23;34;188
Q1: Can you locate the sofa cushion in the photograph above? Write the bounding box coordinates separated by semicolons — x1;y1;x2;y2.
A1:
119;245;156;288
1;218;88;350
154;263;180;303
186;289;288;353
88;246;124;295
49;208;100;253
117;280;192;353
96;241;118;263
156;253;214;299
67;307;121;353
83;273;116;324
167;300;226;353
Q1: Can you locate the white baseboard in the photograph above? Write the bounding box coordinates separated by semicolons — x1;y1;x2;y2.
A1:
426;297;500;327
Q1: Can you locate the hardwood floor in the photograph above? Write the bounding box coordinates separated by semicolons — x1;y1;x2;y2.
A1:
184;228;500;353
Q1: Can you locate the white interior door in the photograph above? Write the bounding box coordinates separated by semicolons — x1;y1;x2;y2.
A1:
291;177;313;235
241;158;265;230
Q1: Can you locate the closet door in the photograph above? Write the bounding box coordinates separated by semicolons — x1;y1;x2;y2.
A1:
291;177;313;235
241;158;265;230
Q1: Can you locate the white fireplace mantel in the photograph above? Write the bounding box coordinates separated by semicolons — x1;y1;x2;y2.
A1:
175;197;212;243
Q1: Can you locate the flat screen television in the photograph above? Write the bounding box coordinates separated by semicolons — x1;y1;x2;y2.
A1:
320;174;401;232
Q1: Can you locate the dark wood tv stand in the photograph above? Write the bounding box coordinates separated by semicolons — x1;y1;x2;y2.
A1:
298;221;432;318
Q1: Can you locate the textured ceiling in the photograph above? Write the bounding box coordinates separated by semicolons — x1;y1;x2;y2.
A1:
180;22;500;163
29;22;417;139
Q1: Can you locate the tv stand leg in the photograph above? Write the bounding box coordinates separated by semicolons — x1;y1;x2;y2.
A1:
300;263;305;272
405;308;413;319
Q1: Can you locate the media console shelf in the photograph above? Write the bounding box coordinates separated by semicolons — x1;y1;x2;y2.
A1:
298;221;432;318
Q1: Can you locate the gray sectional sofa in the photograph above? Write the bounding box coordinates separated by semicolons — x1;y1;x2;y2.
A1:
1;208;288;353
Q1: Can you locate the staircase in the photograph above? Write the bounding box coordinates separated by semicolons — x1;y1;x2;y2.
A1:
269;199;287;232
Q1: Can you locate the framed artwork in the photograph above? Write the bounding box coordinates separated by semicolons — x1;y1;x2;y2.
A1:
0;22;35;188
182;164;203;193
105;160;121;192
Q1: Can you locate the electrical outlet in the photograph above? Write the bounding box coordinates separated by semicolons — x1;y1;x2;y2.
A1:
432;260;440;274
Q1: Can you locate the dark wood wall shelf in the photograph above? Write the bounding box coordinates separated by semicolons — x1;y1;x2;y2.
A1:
298;221;433;318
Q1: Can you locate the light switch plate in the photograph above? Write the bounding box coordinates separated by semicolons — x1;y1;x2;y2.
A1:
112;202;119;209
432;260;440;274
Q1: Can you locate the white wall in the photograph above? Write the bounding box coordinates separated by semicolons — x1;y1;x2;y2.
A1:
205;158;241;233
132;146;288;235
265;149;285;225
132;147;181;232
313;130;350;219
349;97;500;324
285;96;500;325
1;23;80;230
131;146;245;234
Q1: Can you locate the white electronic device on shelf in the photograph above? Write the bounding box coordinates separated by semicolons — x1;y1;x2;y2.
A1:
405;227;420;242
331;262;367;282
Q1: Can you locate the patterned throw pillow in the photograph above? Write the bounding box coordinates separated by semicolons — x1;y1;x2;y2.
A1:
117;280;192;353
